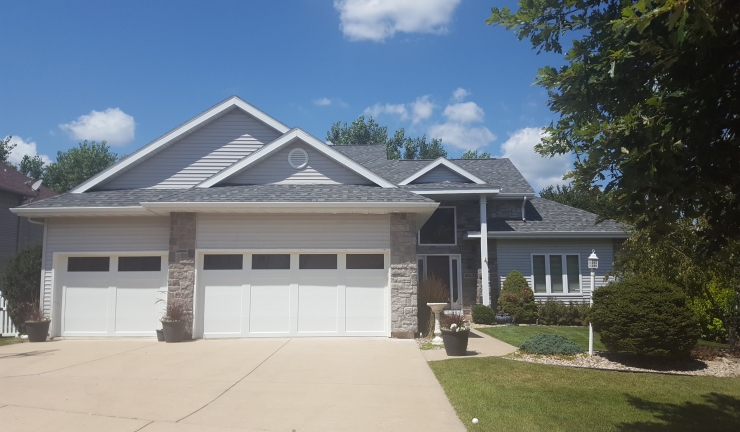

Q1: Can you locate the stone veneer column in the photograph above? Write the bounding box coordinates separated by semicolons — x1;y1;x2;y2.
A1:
390;213;418;338
168;212;196;338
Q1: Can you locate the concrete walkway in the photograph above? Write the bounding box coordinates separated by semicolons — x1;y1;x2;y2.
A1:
0;337;465;432
421;328;518;361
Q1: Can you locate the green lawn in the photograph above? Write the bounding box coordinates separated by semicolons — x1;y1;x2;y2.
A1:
429;356;740;432
478;325;606;351
0;337;22;347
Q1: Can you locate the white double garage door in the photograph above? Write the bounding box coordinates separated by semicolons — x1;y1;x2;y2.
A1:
57;251;389;338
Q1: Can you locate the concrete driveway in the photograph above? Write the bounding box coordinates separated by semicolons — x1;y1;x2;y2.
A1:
0;337;464;432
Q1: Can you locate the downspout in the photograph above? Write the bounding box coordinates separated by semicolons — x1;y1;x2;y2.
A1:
521;197;528;222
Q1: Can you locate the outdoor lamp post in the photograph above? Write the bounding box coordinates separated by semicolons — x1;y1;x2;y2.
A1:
588;249;599;356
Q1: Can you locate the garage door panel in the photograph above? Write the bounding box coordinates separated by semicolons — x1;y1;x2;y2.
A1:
250;284;290;333
115;286;162;333
64;286;109;334
297;285;338;333
345;274;386;333
203;285;243;334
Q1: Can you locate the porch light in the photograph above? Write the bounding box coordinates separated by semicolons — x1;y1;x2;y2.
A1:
588;250;599;269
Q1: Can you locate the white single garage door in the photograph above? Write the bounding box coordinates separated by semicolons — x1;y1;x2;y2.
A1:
196;252;389;338
58;255;167;337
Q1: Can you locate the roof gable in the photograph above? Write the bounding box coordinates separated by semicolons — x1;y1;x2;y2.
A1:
398;158;486;186
72;96;290;193
409;164;473;184
198;129;396;188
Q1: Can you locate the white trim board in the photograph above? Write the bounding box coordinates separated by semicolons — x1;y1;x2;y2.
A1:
71;96;291;193
398;158;486;185
197;129;396;188
467;231;630;239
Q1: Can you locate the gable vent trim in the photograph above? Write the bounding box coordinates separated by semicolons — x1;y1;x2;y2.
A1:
288;148;309;169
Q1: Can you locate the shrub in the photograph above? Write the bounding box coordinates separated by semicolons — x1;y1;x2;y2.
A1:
519;333;583;355
471;304;495;324
689;279;737;343
591;275;701;358
538;300;590;326
497;270;537;323
0;244;42;332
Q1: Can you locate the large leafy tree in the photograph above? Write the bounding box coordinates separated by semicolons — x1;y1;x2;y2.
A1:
327;116;447;160
460;149;491;159
488;1;740;249
43;141;118;193
18;154;45;180
1;136;16;164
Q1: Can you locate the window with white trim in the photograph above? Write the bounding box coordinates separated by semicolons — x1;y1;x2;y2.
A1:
531;254;581;294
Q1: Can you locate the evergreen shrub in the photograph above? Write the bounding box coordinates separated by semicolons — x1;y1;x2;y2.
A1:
497;270;538;323
590;276;700;358
471;304;496;324
519;333;583;355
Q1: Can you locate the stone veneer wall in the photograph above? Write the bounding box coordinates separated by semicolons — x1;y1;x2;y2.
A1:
168;212;196;338
390;213;418;338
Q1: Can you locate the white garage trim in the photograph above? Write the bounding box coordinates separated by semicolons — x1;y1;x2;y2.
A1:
193;249;391;339
53;251;168;338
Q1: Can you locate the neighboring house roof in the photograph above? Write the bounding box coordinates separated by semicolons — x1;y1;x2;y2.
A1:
467;197;628;238
71;96;292;194
0;163;56;203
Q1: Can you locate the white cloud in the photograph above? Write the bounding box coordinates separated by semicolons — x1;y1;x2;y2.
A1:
334;0;462;42
452;87;469;101
410;95;434;124
499;127;571;192
5;136;53;166
443;101;484;124
428;123;496;150
59;107;135;146
314;97;332;106
363;103;409;120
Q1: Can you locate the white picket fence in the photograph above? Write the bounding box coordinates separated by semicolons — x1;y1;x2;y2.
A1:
0;292;19;337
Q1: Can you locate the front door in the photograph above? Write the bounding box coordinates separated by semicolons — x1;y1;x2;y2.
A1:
418;255;462;309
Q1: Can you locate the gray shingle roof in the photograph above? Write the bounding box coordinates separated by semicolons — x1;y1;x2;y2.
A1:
332;145;388;165
489;197;626;233
20;189;180;208
451;159;534;194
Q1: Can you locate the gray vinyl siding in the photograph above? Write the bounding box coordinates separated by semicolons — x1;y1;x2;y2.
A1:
227;142;373;185
412;165;472;184
197;213;390;249
41;216;169;315
99;109;282;190
495;238;614;303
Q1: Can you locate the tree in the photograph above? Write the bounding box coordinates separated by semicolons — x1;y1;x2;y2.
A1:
487;1;740;250
43;141;118;193
18;154;45;180
0;244;42;332
539;184;617;219
327;116;447;160
1;136;16;164
461;149;491;159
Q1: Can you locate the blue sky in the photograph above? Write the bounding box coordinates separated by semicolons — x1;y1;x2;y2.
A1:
1;0;572;191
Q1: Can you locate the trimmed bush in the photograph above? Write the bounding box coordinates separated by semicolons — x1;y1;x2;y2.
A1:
497;270;538;323
472;304;495;324
519;333;583;355
0;244;43;332
538;300;590;326
590;275;700;358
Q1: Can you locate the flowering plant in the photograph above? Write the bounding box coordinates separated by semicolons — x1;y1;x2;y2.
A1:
442;312;470;332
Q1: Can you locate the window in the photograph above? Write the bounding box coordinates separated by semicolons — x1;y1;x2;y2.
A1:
419;207;456;245
204;254;243;270
346;254;384;269
531;254;581;294
68;257;110;272
118;256;161;272
299;254;337;269
252;254;290;270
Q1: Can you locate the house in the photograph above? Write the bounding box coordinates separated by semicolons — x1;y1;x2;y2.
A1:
0;163;56;280
12;96;628;339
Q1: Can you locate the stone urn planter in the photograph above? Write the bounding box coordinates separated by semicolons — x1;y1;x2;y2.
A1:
25;320;50;342
427;303;447;345
161;321;186;343
441;329;470;356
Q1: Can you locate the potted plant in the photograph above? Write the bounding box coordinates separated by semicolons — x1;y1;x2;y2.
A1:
420;276;451;345
21;302;50;343
156;294;188;343
440;313;471;356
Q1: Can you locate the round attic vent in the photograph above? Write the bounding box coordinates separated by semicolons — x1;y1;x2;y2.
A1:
288;148;308;169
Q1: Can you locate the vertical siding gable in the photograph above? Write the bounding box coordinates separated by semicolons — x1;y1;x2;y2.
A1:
98;109;283;190
411;165;473;184
225;142;374;185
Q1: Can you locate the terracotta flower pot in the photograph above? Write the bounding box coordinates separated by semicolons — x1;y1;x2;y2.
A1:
161;321;186;343
25;320;50;342
441;329;470;356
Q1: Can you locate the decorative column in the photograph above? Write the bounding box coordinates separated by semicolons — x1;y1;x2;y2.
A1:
480;195;490;306
168;212;196;339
